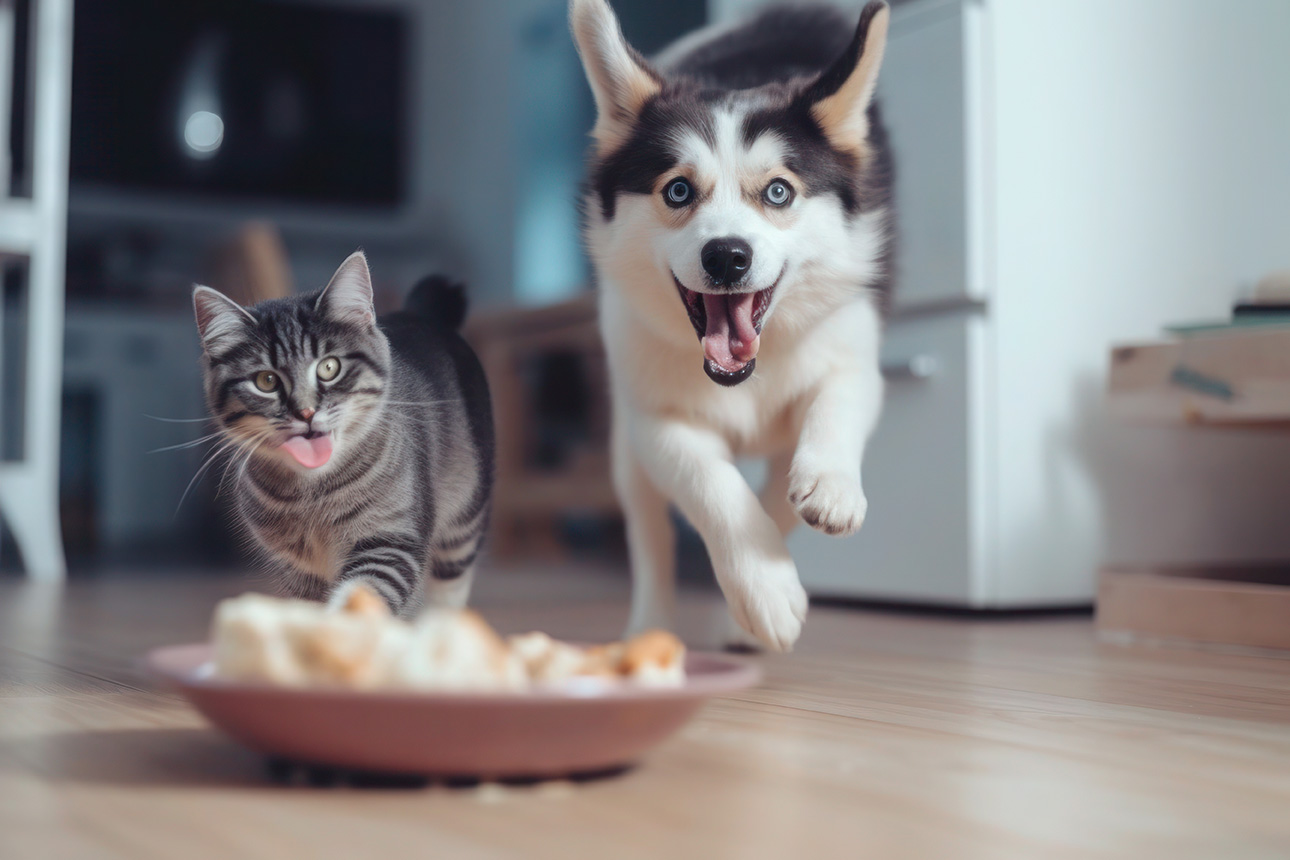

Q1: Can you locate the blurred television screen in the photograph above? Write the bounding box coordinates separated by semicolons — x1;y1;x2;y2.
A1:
69;0;407;207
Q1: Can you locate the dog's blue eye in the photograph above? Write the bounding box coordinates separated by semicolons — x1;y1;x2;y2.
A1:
664;178;693;207
764;180;793;207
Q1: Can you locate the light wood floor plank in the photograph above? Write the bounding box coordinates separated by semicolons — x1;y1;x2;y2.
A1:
2;566;1288;859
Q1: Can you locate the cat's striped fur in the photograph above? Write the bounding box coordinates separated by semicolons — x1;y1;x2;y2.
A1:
192;251;494;614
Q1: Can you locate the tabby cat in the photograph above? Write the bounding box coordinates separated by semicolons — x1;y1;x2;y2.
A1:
192;251;494;614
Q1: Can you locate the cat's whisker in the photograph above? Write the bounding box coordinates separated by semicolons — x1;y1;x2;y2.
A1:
149;432;223;454
173;435;246;518
383;400;452;407
233;430;273;484
145;414;216;424
236;443;260;485
216;439;251;495
218;428;275;497
240;430;274;475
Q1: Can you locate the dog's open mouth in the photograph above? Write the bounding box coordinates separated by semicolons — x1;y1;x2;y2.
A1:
674;273;778;386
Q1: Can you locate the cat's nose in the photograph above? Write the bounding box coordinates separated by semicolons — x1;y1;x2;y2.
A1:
297;407;316;422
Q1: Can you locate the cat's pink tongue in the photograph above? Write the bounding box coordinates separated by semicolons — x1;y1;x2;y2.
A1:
280;434;332;469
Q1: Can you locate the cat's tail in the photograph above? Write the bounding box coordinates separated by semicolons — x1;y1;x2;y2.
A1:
405;275;468;331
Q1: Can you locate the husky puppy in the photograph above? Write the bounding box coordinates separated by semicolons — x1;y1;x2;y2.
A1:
571;0;894;650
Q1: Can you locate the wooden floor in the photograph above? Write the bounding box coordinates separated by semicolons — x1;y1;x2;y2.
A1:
3;563;1290;860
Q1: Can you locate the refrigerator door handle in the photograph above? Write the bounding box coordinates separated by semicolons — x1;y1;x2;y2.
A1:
881;354;939;381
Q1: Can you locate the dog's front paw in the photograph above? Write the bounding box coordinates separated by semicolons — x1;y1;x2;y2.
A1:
720;620;764;653
788;467;867;536
722;556;808;653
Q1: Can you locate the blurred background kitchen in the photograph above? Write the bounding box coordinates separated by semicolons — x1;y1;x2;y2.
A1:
4;0;1290;617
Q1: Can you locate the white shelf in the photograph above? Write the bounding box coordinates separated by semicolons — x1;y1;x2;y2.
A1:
0;0;73;580
0;199;37;256
69;186;419;243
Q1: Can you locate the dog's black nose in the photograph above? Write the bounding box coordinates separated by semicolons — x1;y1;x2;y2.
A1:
701;238;753;286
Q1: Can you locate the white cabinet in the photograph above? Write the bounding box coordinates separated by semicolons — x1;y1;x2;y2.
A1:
879;0;973;310
781;0;1290;605
791;312;987;603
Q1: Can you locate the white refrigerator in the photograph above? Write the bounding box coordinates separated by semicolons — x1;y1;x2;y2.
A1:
709;0;1290;606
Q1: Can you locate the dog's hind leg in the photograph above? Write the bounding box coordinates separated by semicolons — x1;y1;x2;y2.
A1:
760;449;802;538
614;419;677;637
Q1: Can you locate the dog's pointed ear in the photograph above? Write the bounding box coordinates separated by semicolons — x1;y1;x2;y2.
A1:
801;1;890;153
193;285;255;353
570;0;661;150
316;251;376;328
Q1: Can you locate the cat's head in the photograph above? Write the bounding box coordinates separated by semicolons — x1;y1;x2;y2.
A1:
192;251;391;473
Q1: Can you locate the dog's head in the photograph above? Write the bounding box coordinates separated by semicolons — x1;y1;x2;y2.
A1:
573;0;890;386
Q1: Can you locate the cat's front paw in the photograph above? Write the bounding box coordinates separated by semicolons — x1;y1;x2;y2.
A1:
788;466;867;537
720;555;808;653
327;578;397;615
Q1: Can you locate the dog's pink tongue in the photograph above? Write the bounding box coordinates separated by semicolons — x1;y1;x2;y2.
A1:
701;293;760;372
281;434;332;469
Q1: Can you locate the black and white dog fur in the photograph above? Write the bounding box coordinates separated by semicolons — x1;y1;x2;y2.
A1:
571;1;894;650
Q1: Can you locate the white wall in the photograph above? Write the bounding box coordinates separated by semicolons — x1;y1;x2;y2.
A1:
406;0;525;307
709;0;828;22
335;0;592;307
292;0;528;306
988;0;1290;600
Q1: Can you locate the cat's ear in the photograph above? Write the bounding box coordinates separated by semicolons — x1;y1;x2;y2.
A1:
570;0;661;152
316;251;376;328
193;285;255;353
800;1;890;154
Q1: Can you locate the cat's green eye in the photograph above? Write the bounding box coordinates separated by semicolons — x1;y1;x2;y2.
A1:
316;356;341;382
253;371;279;392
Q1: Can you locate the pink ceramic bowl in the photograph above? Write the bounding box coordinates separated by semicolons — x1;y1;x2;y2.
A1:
146;643;760;779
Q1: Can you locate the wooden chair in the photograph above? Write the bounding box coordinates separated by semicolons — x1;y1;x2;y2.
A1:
464;293;619;557
210;221;294;306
